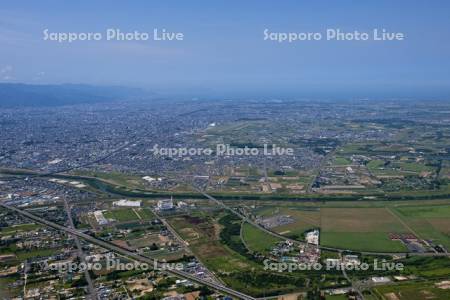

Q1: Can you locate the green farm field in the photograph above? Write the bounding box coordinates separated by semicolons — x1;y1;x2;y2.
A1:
374;281;450;300
166;213;256;273
274;208;320;238
0;223;41;235
166;212;310;297
103;208;139;222
254;204;449;252
319;207;410;252
241;222;281;253
393;204;450;249
133;208;155;220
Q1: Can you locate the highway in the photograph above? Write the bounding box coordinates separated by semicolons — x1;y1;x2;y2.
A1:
2;168;448;258
194;187;450;257
62;197;98;300
0;203;256;300
339;252;365;300
151;208;225;285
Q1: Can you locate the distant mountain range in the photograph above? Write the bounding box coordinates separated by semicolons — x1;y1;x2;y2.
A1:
0;83;149;107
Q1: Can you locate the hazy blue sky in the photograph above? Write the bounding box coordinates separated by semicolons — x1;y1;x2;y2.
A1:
1;0;449;98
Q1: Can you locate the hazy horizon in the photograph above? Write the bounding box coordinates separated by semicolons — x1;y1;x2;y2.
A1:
1;0;450;98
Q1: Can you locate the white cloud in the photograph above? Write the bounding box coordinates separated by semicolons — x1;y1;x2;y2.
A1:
0;65;14;80
33;71;45;81
0;65;13;74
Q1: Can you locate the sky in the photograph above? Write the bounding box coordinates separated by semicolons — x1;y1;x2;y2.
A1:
1;0;450;98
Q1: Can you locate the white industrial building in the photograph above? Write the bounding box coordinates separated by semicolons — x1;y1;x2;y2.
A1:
113;199;141;207
305;229;320;245
93;210;108;225
142;176;162;182
157;197;174;210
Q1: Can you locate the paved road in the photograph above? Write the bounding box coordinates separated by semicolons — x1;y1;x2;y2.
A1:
0;203;256;300
339;252;365;300
152;209;190;249
307;149;336;193
1;141;134;183
385;207;438;253
3;169;448;259
194;187;450;257
62;197;98;300
151;209;225;285
1;108;216;183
